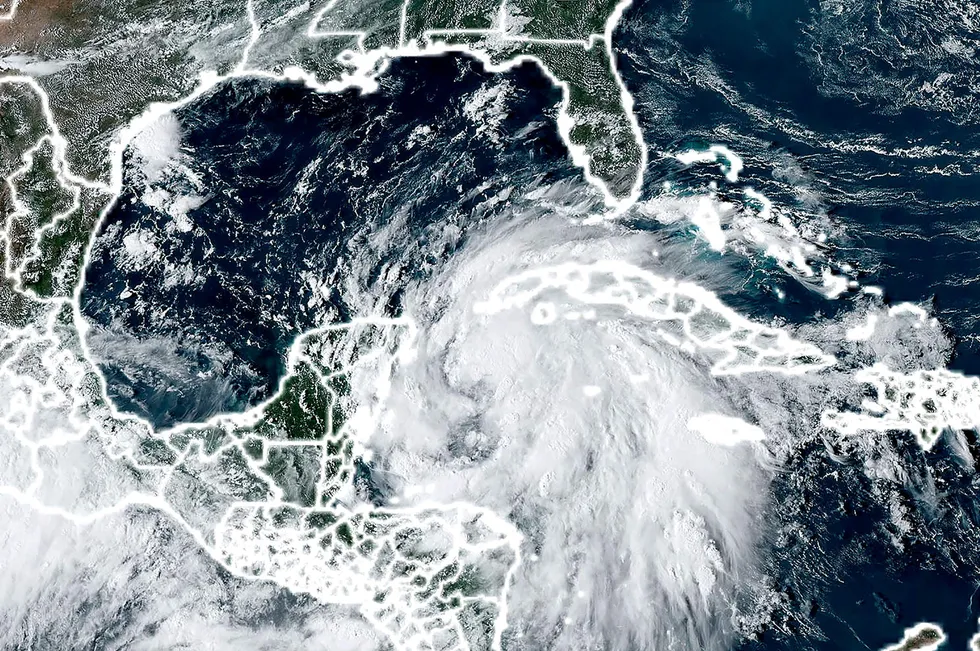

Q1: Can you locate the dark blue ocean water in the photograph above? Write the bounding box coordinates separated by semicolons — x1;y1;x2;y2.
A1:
81;55;579;428
616;0;980;651
79;0;980;648
613;1;980;648
619;0;980;374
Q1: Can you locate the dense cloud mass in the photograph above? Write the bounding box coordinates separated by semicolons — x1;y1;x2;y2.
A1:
7;0;980;646
0;502;386;651
354;215;766;650
336;198;955;650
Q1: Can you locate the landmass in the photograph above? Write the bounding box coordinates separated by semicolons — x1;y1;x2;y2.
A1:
687;412;766;447
4;0;970;647
1;40;524;645
0;261;521;650
821;364;978;451
881;623;946;651
474;259;836;376
1;0;644;206
0;0;652;646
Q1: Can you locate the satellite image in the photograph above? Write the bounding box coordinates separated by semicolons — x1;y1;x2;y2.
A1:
2;0;980;649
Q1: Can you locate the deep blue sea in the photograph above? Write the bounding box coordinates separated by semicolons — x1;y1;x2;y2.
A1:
81;56;577;427
620;0;980;374
80;0;980;648
616;3;980;648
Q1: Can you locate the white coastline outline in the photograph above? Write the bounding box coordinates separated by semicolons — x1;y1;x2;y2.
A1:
1;0;974;647
0;282;524;650
5;0;648;211
1;4;562;639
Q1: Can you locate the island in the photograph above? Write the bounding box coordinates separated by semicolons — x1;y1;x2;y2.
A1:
882;623;946;651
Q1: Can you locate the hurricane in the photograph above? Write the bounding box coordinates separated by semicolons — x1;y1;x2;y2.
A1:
330;187;953;650
5;0;980;649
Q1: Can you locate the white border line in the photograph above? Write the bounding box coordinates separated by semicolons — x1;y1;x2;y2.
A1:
0;0;647;646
